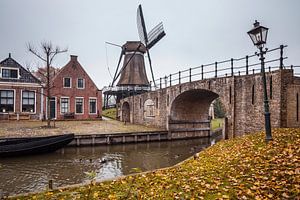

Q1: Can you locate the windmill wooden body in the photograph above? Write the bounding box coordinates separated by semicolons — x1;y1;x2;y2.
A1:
103;4;166;111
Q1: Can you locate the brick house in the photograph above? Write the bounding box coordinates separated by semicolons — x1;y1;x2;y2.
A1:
45;55;102;120
0;53;43;120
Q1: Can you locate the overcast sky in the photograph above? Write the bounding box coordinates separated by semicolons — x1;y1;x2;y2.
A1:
0;0;299;88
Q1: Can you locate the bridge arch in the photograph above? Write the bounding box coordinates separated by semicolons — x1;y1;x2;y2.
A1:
170;89;219;121
169;89;219;137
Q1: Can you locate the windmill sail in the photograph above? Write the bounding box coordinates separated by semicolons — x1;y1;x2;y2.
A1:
137;5;148;46
147;22;166;49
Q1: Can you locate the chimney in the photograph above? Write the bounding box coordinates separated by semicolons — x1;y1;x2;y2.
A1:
9;53;11;58
70;55;78;61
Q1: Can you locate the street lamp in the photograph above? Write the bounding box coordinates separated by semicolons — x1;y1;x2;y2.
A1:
247;20;272;142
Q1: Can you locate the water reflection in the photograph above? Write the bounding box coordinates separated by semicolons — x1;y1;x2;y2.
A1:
0;134;222;196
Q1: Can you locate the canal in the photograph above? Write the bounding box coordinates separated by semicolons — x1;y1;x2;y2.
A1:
0;134;222;196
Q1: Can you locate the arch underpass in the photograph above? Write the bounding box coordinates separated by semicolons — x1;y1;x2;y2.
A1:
169;89;219;138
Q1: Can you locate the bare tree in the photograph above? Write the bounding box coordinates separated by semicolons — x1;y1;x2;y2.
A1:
28;41;67;127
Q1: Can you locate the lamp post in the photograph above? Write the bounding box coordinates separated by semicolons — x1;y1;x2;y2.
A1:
247;20;272;142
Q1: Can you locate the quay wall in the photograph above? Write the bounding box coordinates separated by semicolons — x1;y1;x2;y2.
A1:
67;129;222;147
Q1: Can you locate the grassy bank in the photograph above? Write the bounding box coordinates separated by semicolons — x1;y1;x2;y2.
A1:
211;118;223;130
11;128;299;199
102;108;117;120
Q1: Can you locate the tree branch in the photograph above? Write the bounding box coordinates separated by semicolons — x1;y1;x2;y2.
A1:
49;46;68;65
27;43;47;62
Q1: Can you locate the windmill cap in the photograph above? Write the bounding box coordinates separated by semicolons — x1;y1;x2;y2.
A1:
123;41;146;53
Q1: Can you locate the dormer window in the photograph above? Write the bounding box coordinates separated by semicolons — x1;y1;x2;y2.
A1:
63;77;71;88
1;68;18;79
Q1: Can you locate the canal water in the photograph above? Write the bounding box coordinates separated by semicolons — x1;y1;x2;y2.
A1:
0;135;222;196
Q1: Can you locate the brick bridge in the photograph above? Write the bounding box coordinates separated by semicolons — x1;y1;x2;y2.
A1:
118;46;300;139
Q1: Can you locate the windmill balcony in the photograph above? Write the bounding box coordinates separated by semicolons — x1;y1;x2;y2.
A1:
102;85;151;94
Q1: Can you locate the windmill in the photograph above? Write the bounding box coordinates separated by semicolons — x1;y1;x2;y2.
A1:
103;4;166;109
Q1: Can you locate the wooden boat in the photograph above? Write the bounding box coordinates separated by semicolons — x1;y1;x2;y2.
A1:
0;134;74;157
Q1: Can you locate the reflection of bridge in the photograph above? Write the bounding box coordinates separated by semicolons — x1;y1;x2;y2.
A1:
118;46;300;138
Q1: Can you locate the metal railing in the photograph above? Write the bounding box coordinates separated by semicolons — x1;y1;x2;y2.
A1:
149;45;289;91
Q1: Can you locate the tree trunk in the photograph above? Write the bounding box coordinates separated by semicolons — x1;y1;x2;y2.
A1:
47;55;51;127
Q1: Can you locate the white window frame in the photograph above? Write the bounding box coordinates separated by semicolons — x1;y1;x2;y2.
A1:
20;89;36;114
77;78;85;89
63;77;72;88
89;97;97;114
60;96;70;115
75;97;84;115
0;89;16;113
0;67;20;79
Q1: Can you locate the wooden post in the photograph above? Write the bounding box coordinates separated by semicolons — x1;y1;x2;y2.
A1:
48;179;53;190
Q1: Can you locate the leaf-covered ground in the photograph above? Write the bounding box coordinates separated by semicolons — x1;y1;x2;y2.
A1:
11;128;300;199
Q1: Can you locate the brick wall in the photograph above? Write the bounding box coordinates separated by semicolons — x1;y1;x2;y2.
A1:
49;55;102;120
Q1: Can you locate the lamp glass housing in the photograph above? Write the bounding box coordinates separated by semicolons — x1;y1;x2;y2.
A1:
247;21;268;48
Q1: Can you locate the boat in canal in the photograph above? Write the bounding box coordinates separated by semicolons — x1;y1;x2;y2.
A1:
0;134;74;157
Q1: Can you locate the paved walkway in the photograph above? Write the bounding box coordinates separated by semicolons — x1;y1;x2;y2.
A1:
0;120;162;138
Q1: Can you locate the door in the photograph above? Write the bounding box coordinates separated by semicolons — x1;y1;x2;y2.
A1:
50;97;56;119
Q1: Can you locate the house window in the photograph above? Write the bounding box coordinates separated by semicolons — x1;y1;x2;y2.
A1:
0;90;14;112
22;91;35;113
1;68;18;79
75;98;84;114
77;78;85;89
89;98;97;114
63;77;71;88
61;97;69;114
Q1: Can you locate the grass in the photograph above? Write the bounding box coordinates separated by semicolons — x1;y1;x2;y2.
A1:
211;118;223;130
10;128;300;199
102;108;117;120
